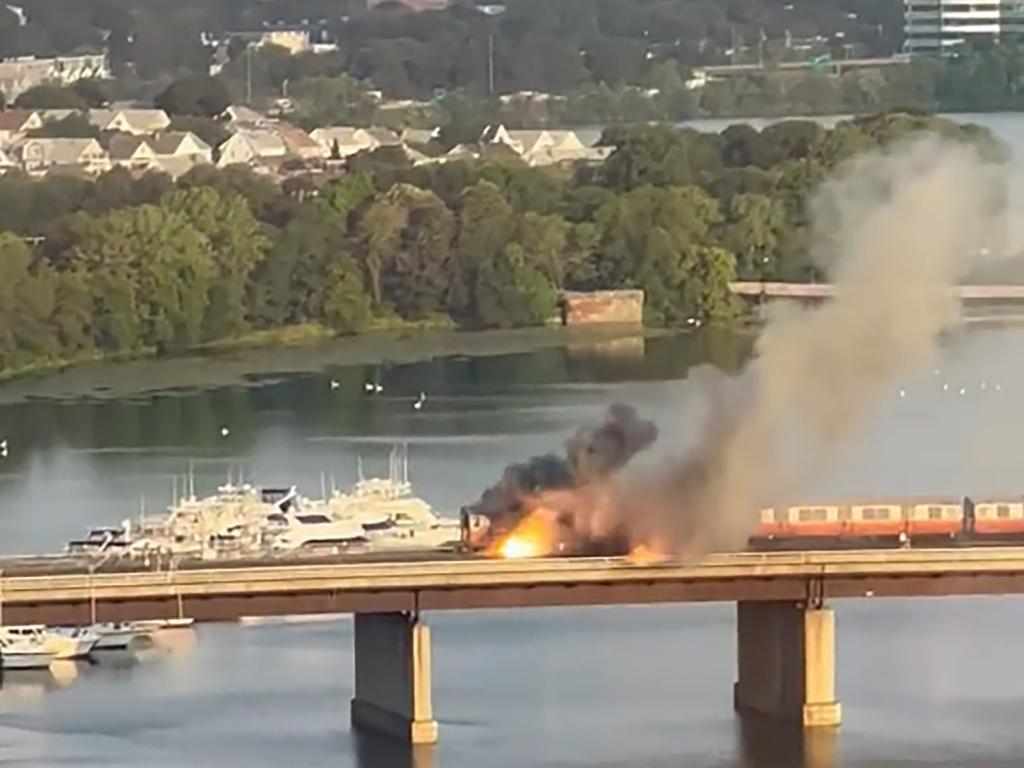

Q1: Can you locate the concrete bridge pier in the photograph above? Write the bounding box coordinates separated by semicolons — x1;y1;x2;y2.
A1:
733;601;841;728
351;611;438;745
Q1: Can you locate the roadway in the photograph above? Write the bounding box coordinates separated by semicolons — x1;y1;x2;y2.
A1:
5;547;1024;625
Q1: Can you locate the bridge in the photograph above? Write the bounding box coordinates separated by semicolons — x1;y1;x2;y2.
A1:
5;547;1024;743
730;281;1024;321
6;548;1024;749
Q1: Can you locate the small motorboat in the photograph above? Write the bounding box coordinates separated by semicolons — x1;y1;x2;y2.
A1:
0;636;55;670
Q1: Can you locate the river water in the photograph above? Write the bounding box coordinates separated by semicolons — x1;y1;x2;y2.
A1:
5;112;1024;767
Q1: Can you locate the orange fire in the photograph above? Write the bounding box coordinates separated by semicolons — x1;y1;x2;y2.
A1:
490;509;558;559
627;542;669;566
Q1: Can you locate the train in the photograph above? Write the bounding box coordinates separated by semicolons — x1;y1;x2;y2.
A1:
459;496;1024;555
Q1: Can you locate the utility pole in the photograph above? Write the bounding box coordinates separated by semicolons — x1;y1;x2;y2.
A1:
246;44;253;104
487;32;495;96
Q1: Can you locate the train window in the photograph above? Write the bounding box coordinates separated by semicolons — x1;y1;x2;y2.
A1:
773;509;787;523
998;504;1011;519
928;506;942;520
798;508;828;522
838;508;853;521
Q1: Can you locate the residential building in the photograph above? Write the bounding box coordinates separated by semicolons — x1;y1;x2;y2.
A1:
88;109;171;135
222;105;271;129
257;30;312;54
366;126;401;146
0;147;16;174
108;134;159;172
903;0;1024;54
400;127;439;146
0;109;42;144
309;126;378;157
479;124;602;166
0;53;109;100
278;126;326;161
217;129;289;167
17;138;111;176
150;131;213;164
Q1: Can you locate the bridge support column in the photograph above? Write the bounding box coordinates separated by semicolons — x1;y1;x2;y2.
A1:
734;601;841;728
351;612;438;745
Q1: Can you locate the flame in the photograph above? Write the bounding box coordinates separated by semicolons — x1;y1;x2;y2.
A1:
491;509;558;559
627;542;669;566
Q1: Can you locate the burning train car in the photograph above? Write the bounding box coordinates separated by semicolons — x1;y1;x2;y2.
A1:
460;403;658;557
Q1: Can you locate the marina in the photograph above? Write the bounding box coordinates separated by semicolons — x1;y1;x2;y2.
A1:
63;445;484;565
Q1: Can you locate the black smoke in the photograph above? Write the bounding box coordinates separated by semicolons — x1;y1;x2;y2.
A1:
466;404;658;538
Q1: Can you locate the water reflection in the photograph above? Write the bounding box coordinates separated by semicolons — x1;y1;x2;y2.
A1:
736;715;837;768
353;732;436;768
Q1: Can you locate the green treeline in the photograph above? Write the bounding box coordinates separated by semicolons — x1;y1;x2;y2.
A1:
0;112;1000;375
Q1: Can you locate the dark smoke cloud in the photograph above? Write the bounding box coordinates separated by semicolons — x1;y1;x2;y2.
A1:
468;404;657;534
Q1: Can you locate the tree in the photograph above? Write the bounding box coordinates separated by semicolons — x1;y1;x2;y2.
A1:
14;84;87;110
720;193;786;279
163;187;271;338
28;114;101;140
155;75;230;118
357;195;408;307
473;242;557;328
516;212;569;287
71;205;215;351
453;180;517;321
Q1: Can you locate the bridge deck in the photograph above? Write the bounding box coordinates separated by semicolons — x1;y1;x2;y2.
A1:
4;548;1024;624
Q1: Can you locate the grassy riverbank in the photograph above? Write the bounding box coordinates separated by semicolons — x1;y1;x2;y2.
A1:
0;323;661;403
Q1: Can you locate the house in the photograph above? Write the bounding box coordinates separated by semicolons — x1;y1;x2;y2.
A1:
256;30;311;54
107;134;158;172
366;126;401;146
308;126;378;158
17;138;111;175
0;53;109;100
0;109;42;144
399;127;439;146
88;109;171;135
150;131;213;164
222;105;270;129
480;124;600;166
216;129;288;167
36;109;77;124
277;126;326;161
0;147;17;174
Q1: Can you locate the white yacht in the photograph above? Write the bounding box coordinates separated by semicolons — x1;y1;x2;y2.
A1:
0;636;54;669
266;512;370;554
91;622;150;650
132;618;195;631
0;625;97;660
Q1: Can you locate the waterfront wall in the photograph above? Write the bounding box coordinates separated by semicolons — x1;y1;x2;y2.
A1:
560;290;644;326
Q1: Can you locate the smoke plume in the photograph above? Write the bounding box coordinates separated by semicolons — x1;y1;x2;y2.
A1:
472;135;1009;558
618;135;1008;556
468;403;657;535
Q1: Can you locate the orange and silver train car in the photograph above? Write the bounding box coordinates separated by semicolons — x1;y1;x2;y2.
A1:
749;496;1016;545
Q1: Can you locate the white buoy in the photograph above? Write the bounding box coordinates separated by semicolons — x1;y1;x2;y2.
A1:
959;387;966;395
374;384;383;394
363;382;373;392
220;427;230;437
942;383;949;392
996;383;1002;391
980;381;988;390
898;389;906;398
330;380;340;390
413;391;426;411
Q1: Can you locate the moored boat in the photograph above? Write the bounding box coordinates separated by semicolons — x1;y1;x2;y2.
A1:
0;636;55;669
